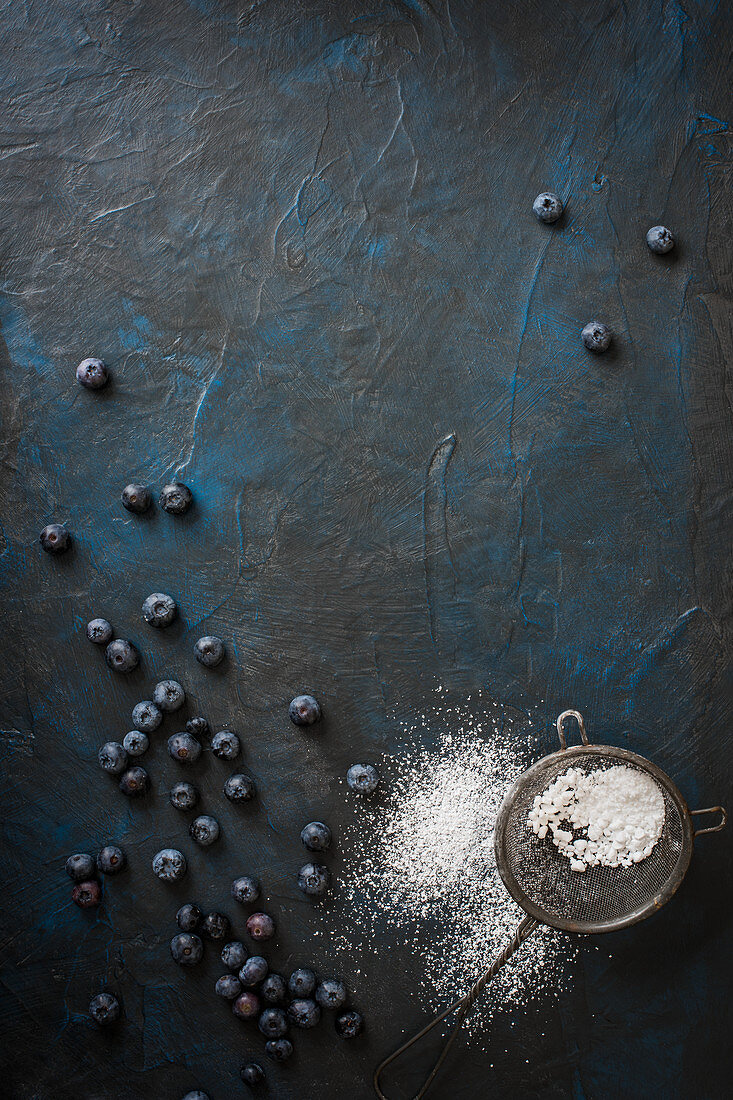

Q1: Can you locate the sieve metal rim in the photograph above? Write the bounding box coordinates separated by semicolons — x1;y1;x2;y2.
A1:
494;742;694;935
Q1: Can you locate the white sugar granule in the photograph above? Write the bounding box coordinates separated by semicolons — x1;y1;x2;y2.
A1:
325;700;575;1035
529;764;665;871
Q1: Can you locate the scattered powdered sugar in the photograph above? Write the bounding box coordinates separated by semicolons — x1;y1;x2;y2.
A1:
324;698;575;1033
528;764;666;872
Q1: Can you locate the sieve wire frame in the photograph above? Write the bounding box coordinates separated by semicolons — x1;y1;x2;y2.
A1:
494;743;694;935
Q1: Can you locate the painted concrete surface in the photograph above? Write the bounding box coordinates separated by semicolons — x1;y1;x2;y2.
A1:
0;1;731;1098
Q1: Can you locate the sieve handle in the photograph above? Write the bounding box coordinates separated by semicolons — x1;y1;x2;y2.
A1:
556;709;589;749
373;915;540;1100
691;805;727;837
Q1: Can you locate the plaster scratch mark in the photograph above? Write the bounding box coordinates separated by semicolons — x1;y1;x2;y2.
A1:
507;235;553;468
88;194;154;223
423;433;457;653
0;141;40;160
175;327;230;477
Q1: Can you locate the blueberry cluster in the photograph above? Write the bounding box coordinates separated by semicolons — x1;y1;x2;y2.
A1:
65;843;127;910
531;191;676;351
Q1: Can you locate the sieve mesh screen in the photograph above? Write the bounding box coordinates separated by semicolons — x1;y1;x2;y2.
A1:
497;748;687;929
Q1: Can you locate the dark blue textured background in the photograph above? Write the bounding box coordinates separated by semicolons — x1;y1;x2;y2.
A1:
1;1;731;1098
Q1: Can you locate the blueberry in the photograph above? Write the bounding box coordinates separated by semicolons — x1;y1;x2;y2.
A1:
72;880;102;908
123;729;149;757
297;863;331;897
211;729;240;760
170;781;199;810
40;523;71;554
288;969;316;998
170;932;203;966
231;875;261;905
264;1039;293;1061
301;821;331;852
315;978;347;1010
121;483;151;514
258;1008;288;1038
239;956;268;987
98;741;128;775
335;1009;364;1038
221;940;248;971
142;592;177;628
223;773;256;803
86;618;113;645
646;225;675;254
581;321;612;353
76;357;109;390
288;998;321;1029
89;992;120;1025
159;482;193;515
189;815;220;847
246;912;275;942
240;1062;265;1087
232;992;261;1020
65;853;95;881
261;973;287;1005
153;679;185;712
194;635;225;668
152;848;187;881
105;638;139;673
215;974;242;1000
96;845;126;875
288;694;321;726
346;763;380;795
532;192;563;224
181;1093;210;1100
177;903;202;932
168;732;202;764
119;765;149;797
132;700;162;732
186;716;209;737
202;911;230;940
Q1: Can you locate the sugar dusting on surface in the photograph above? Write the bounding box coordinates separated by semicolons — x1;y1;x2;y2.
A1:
322;695;576;1036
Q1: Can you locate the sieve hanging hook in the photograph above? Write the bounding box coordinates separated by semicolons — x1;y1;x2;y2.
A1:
556;709;589;749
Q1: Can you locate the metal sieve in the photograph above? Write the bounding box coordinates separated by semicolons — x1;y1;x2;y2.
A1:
374;710;727;1100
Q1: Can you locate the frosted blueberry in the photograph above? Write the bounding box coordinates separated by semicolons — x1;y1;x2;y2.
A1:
72;880;102;908
202;911;230;940
301;821;331;852
170;781;199;810
153;679;185;712
289;694;321;726
233;992;261;1020
246;912;275;941
132;700;162;732
261;974;287;1005
121;483;151;514
123;729;149;757
240;1062;265;1086
288;998;320;1028
288;968;315;997
98;741;128;775
581;321;612;353
258;1007;288;1038
65;852;95;881
170;932;203;966
152;848;187;881
97;845;126;875
142;592;177;628
335;1009;364;1038
40;523;70;554
105;638;139;673
86;617;113;644
119;765;149;797
89;992;120;1025
264;1038;293;1061
231;875;261;905
532;192;563;223
189;814;220;847
216;974;242;1000
223;773;256;803
168;732;202;763
297;862;331;897
221;940;248;971
646;225;675;254
211;729;240;760
176;903;202;931
76;357;109;390
193;635;225;667
159;482;193;515
346;763;380;795
315;978;347;1010
239;956;268;987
